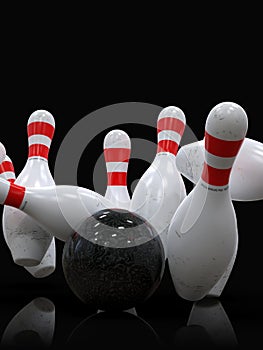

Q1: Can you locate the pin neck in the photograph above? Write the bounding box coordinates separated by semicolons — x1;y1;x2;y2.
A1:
155;151;176;159
27;156;48;162
28;145;50;160
157;141;179;156
201;131;244;188
107;172;127;186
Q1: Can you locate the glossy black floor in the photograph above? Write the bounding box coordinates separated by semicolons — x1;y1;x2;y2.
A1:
0;253;262;350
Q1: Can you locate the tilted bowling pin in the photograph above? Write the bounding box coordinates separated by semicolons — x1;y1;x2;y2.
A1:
167;102;248;301
0;154;56;278
176;136;263;297
0;175;113;242
0;141;6;164
1;297;55;347
130;106;186;256
103;129;131;210
2;110;56;270
176;137;263;201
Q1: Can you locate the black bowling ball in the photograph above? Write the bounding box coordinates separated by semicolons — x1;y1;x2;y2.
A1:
62;208;165;311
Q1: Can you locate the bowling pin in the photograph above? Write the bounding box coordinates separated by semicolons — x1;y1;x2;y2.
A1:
176;137;263;201
0;175;113;242
167;102;248;301
0;141;6;164
1;297;55;347
103;129;131;209
0;154;56;278
130;106;186;256
2;110;56;271
187;298;238;347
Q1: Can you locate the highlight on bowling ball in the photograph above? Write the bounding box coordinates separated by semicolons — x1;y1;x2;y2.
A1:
62;208;165;311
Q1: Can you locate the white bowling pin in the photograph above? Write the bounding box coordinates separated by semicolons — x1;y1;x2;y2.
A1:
103;129;131;210
0;177;113;242
187;298;238;347
176;137;263;297
2;110;56;271
167;102;248;301
130;106;186;257
176;137;263;201
0;155;56;278
1;297;55;347
0;155;56;277
0;141;6;163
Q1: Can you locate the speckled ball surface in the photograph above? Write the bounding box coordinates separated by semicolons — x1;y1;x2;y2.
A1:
62;208;165;311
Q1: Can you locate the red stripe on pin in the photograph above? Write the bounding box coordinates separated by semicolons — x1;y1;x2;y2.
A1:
104;148;131;163
205;131;244;158
5;183;25;208
28;144;49;159
107;172;127;186
27;122;55;139
0;161;15;174
201;162;232;186
157;117;185;136
157;140;179;156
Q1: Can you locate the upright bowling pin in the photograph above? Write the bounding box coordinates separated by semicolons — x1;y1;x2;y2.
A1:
1;297;55;347
0;154;56;278
103;129;137;316
2;110;56;270
0;176;113;242
103;129;131;209
167;102;248;301
176;137;263;201
130;106;186;256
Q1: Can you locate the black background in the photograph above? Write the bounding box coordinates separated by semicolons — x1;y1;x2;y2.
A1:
1;25;262;348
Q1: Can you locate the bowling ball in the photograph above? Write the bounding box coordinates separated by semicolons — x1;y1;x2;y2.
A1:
62;208;165;311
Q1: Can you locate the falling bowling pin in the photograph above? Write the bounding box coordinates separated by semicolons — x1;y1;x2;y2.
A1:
0;174;113;242
103;129;131;210
130;106;186;256
0;154;56;277
176;137;263;201
167;102;248;301
0;141;6;164
2;110;56;271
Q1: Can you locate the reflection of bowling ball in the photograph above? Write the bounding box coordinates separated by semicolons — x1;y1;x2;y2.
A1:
62;208;165;311
66;311;161;349
173;325;214;348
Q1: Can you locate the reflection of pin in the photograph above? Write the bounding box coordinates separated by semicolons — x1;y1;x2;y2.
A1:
1;297;55;348
2;110;56;272
0;176;113;242
103;129;131;210
187;298;238;348
176;137;263;201
168;102;248;301
0;154;56;277
130;106;186;257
